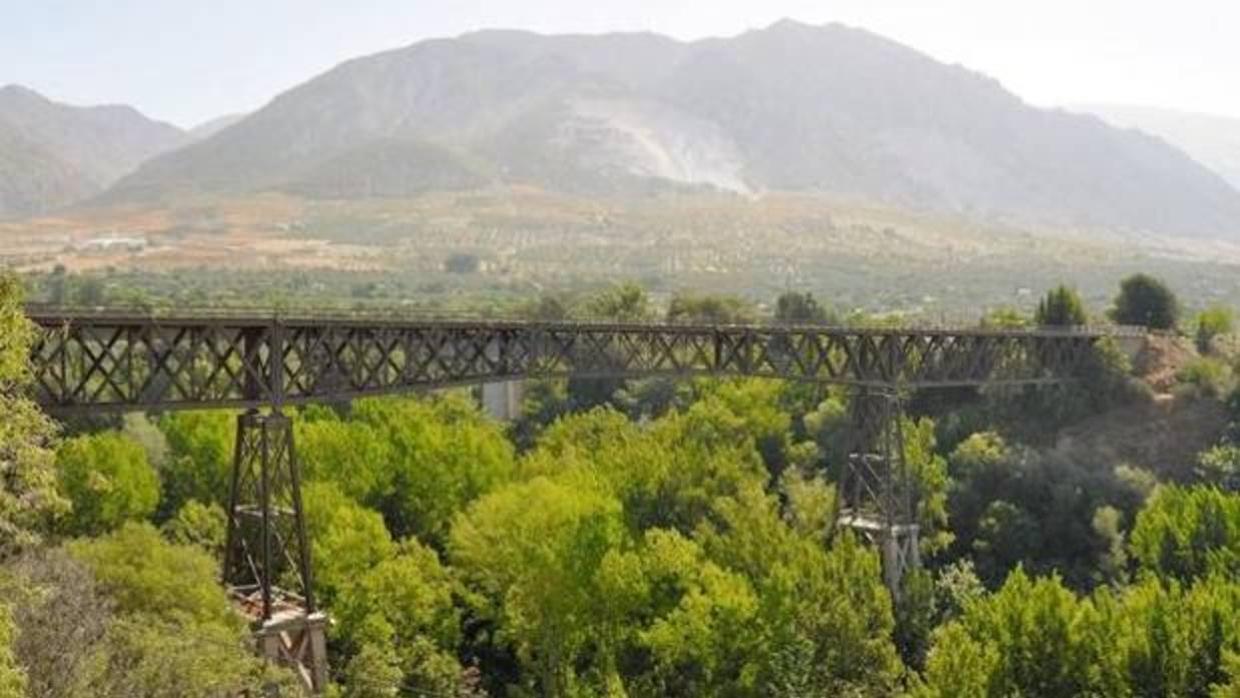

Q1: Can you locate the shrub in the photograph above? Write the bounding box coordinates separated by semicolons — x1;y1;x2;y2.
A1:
1175;356;1233;399
1196;305;1234;353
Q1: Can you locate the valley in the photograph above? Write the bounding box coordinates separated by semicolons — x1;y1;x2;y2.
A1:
9;188;1240;318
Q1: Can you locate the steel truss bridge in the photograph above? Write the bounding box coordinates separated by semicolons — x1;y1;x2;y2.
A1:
24;307;1142;692
26;309;1128;412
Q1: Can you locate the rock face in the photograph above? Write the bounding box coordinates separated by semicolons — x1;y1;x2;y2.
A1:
0;85;189;217
105;21;1240;238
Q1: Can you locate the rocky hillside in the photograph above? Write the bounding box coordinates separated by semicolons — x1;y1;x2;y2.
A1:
0;85;188;217
0;120;95;217
105;21;1240;238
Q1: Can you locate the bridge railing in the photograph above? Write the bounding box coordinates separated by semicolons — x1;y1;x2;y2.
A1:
22;303;1149;336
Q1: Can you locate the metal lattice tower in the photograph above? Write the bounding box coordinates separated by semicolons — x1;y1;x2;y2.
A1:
839;389;921;597
223;410;328;693
223;410;314;615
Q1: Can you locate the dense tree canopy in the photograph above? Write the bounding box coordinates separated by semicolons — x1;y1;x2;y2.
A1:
0;273;65;556
56;432;159;536
1111;273;1180;329
156;410;234;518
774;291;836;325
666;293;754;324
1129;485;1240;583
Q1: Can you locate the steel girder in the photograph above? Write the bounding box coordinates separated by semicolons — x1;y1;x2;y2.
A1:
26;312;1120;412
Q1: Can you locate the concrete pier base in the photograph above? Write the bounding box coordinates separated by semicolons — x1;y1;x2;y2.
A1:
253;607;329;694
840;513;921;599
481;380;524;421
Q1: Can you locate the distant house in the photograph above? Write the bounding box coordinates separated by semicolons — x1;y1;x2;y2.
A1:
76;235;147;253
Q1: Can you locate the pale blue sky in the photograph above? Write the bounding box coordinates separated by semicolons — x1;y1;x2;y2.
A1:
2;0;1237;128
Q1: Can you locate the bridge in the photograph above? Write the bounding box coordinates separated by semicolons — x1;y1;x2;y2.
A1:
26;308;1127;411
24;307;1141;692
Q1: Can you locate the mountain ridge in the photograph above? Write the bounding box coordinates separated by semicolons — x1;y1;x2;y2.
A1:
0;84;189;217
96;22;1240;238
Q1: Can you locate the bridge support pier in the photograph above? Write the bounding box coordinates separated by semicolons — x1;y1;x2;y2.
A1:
839;389;921;599
223;409;328;694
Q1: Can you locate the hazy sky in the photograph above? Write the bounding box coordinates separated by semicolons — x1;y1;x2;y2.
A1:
2;0;1237;128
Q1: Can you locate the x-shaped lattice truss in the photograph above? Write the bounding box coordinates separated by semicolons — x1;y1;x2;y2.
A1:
28;314;1119;412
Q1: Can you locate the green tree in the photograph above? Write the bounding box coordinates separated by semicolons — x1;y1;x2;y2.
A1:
68;522;239;627
1129;485;1240;583
972;500;1041;584
0;273;66;556
1197;443;1240;491
160;499;227;558
1092;576;1240;698
0;603;24;698
774;291;836;325
1197;305;1234;353
688;378;807;474
697;484;903;695
511;379;573;450
666;293;754;324
64;522;295;696
335;540;464;695
340;641;404;698
979;307;1030;329
917;622;996;698
302;481;396;605
56;432;160;536
450;475;630;697
630;528;763;696
1091;505;1129;586
351;395;515;544
947;432;1147;588
520;293;573;321
921;569;1099;697
296;415;396;504
803;391;850;469
156;410;234;518
522;404;770;536
585;282;653;322
81;617;295;698
1034;285;1087;326
1111;273;1180;330
904;416;952;555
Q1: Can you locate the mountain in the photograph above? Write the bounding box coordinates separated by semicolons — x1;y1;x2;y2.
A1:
1075;104;1240;190
105;21;1240;238
190;112;248;141
0;120;96;217
0;85;189;216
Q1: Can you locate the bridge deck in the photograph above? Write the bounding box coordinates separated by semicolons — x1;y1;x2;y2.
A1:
24;306;1142;413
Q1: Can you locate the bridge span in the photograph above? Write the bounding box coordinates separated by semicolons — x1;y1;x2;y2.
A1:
25;307;1136;414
